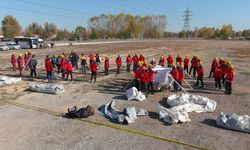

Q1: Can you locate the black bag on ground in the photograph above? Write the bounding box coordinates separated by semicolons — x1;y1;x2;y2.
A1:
66;105;95;118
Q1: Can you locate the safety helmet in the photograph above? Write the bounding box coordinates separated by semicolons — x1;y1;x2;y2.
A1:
19;53;22;57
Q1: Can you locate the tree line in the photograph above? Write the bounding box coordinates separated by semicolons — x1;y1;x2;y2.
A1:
1;14;250;40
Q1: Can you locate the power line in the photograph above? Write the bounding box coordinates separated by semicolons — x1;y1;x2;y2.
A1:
16;0;95;16
0;6;87;21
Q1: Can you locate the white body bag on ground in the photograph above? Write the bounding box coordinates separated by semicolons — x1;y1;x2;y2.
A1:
126;87;146;101
99;100;148;124
0;76;21;86
153;66;173;91
157;93;217;124
216;112;250;133
29;84;65;94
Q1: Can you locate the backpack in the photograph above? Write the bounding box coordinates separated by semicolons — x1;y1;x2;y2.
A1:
65;105;95;118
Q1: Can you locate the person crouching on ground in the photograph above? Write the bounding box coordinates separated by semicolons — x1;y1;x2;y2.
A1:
195;62;204;88
66;61;73;81
90;58;98;82
11;53;17;72
147;64;158;95
177;64;185;91
225;64;235;95
138;65;149;97
116;54;122;75
170;64;179;92
104;56;109;75
45;55;54;83
213;65;222;90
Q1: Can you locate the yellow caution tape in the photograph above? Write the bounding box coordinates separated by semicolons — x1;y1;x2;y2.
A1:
0;99;210;150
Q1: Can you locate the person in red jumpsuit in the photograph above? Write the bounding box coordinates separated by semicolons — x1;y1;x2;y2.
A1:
60;55;67;79
213;66;222;90
208;57;219;78
177;65;185;91
167;54;173;68
90;58;98;82
159;54;165;67
116;54;122;75
126;54;133;72
104;56;109;75
183;56;189;73
147;64;158;95
225;65;235;95
17;54;23;76
11;53;17;72
189;55;198;77
176;54;182;66
195;62;204;87
45;55;54;83
138;66;149;97
132;53;139;71
66;61;73;81
139;54;145;62
170;65;179;92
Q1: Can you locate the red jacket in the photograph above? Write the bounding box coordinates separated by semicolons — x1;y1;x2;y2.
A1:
159;58;165;66
116;57;122;66
139;55;145;61
139;70;149;83
134;69;140;80
104;59;109;68
178;69;185;81
176;57;182;65
171;69;179;80
219;60;225;66
184;58;189;67
213;68;222;79
197;67;204;77
60;57;67;69
211;60;219;70
66;63;73;72
11;55;17;64
132;55;138;65
167;56;173;65
226;69;235;83
126;56;132;64
18;57;23;68
147;69;158;82
191;58;197;67
45;59;54;72
90;62;98;73
222;65;229;74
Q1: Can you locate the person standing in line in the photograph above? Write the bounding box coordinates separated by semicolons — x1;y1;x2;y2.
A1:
66;61;73;81
90;58;98;82
104;56;109;75
195;62;204;88
17;54;23;76
225;64;235;95
126;54;132;72
138;66;149;97
167;54;173;67
116;54;122;75
60;54;67;79
183;56;189;73
29;54;38;78
132;53;139;71
11;53;17;72
45;55;54;83
208;57;219;78
170;64;179;92
81;53;87;74
159;54;165;67
213;66;222;90
176;54;183;66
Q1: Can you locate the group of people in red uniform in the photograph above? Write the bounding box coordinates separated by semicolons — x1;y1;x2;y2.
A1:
10;50;235;95
208;57;235;94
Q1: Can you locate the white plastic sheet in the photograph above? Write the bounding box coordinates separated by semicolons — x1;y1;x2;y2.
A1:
0;76;21;86
126;87;146;101
153;66;173;91
29;84;65;94
99;100;148;124
216;112;250;133
157;93;217;124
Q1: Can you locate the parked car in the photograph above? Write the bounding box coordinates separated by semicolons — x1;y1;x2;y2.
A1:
0;44;9;51
6;43;21;50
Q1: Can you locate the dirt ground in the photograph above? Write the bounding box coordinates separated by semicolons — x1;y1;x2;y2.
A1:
0;40;249;150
